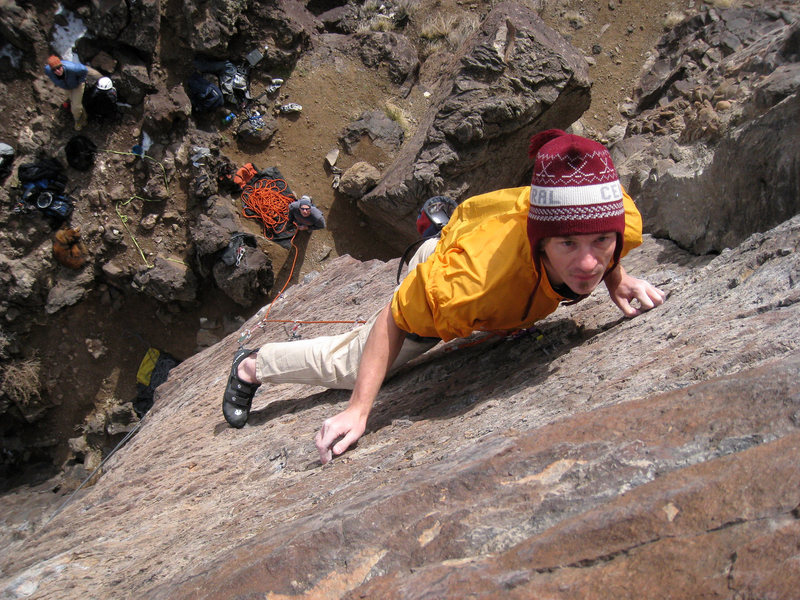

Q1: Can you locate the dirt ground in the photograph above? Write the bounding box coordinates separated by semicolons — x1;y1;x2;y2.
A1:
1;0;717;490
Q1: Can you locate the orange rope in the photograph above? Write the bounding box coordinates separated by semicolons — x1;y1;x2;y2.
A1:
261;228;301;323
264;319;367;324
241;178;293;237
237;230;367;347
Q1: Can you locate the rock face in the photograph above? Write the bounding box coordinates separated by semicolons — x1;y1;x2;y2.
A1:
1;212;798;598
615;6;800;253
359;2;592;248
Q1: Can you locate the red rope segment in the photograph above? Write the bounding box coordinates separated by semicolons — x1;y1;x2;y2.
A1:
241;178;293;237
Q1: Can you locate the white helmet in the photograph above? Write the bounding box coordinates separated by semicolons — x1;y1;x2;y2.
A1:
97;77;113;91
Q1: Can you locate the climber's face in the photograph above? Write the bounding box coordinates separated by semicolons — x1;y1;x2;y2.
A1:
541;233;617;295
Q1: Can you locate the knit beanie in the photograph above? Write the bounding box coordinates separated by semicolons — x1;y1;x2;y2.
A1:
47;55;62;70
527;129;625;255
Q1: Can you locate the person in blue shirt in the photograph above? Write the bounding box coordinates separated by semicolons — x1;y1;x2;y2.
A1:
44;55;101;130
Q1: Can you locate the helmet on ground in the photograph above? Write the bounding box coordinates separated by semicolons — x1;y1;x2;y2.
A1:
97;77;114;91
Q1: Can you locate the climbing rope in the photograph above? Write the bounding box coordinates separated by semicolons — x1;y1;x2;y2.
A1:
41;417;144;530
100;148;174;268
241;178;294;237
237;229;367;347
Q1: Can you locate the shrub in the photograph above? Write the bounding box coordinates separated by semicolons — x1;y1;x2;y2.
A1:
1;353;42;408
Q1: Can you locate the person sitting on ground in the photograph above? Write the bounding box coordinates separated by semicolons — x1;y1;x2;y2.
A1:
83;76;118;119
221;130;667;464
286;196;325;231
44;55;101;131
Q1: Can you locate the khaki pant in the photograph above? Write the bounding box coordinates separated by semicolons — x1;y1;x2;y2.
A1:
255;238;440;389
67;84;87;129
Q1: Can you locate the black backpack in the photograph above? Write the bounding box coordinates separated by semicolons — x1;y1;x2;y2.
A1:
18;157;68;191
17;157;73;222
187;72;224;113
65;135;97;171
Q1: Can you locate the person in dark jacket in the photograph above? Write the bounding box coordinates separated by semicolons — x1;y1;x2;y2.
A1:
83;76;118;119
287;196;325;231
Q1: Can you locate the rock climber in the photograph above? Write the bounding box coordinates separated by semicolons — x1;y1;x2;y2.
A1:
44;55;101;131
286;196;326;232
221;130;666;464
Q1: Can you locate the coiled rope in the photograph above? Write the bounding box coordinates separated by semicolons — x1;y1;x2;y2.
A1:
241;178;294;237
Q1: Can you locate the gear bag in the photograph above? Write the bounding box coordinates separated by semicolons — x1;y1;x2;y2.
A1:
187;72;224;113
133;347;181;417
397;196;460;284
17;157;73;222
65;135;97;171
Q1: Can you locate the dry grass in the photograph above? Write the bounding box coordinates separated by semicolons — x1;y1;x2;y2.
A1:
419;13;480;57
357;0;417;33
1;353;42;407
663;11;688;30
384;101;412;135
0;326;10;360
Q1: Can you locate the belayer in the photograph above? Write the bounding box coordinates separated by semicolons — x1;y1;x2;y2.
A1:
221;131;667;463
286;195;325;232
44;55;101;130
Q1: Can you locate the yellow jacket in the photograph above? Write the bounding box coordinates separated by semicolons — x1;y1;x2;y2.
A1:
391;186;643;341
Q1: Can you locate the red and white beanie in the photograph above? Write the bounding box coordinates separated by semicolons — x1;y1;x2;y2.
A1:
526;129;625;252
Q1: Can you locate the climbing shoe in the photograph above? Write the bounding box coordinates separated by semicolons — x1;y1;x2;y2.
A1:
222;348;261;428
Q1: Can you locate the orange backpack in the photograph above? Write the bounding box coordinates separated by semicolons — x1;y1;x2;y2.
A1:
232;163;258;189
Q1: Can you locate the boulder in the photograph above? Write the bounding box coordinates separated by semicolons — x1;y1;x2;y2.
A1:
355;30;419;84
143;84;192;132
118;61;154;106
339;109;405;153
133;256;198;304
190;195;240;259
358;2;592;249
86;0;160;57
212;245;274;306
45;268;94;315
615;6;800;253
338;161;381;198
235;112;278;148
3;213;799;598
180;0;247;55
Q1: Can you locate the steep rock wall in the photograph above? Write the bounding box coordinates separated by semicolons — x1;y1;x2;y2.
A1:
1;213;798;598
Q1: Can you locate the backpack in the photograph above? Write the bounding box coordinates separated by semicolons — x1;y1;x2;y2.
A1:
218;61;250;103
17;156;67;191
416;196;459;237
65;135;97;171
187;72;224;113
17;157;73;223
232;162;258;189
133;347;181;417
220;233;257;266
397;196;460;283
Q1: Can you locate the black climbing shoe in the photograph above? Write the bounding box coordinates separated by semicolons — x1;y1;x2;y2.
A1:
222;348;261;428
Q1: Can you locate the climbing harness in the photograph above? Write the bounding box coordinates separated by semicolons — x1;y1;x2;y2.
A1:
241;177;294;237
